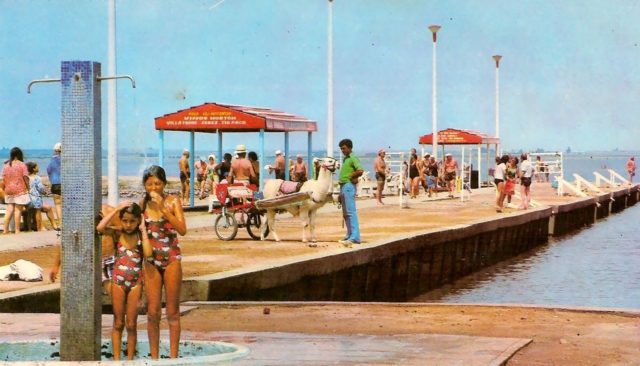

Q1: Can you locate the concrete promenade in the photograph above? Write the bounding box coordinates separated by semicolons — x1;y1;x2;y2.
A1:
1;182;639;364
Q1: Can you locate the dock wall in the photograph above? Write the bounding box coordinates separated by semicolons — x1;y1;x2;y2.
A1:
1;185;637;312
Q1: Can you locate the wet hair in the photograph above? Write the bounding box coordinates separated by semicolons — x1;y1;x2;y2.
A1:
143;165;167;185
26;161;38;174
338;138;353;149
224;153;232;161
142;165;167;212
248;151;258;161
6;147;24;166
119;202;142;220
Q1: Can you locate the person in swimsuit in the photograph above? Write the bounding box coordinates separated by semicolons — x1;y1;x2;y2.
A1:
504;156;518;204
444;153;458;198
97;201;152;360
408;154;420;198
626;156;636;183
292;154;308;183
519;153;534;209
248;151;260;186
140;165;187;359
228;144;256;185
426;156;439;197
216;153;232;182
202;154;219;199
178;149;190;201
494;155;509;212
374;149;387;205
194;156;207;199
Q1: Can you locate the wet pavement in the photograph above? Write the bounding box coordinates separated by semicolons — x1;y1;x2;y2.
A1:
0;309;531;365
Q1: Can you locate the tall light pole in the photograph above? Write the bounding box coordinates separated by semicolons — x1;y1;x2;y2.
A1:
107;0;118;206
493;55;502;156
429;25;441;158
326;0;334;158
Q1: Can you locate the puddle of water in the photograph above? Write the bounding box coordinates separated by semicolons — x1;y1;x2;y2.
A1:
0;339;248;364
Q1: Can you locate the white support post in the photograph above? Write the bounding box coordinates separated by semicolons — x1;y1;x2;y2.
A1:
573;174;603;194
460;146;465;202
556;176;588;197
477;145;481;188
594;171;613;187
608;169;630;186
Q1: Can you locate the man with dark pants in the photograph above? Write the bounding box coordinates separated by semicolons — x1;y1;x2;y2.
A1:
338;138;364;247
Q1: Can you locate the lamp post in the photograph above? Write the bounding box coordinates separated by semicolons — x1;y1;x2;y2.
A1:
429;25;441;159
493;55;502;156
107;0;118;206
326;0;334;158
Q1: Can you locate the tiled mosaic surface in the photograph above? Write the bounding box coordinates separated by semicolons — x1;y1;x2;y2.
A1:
60;61;102;360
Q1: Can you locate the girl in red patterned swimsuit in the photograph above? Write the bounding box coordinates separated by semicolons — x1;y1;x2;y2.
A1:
140;165;187;359
97;201;152;360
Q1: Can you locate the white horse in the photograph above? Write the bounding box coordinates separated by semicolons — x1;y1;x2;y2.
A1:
260;157;337;243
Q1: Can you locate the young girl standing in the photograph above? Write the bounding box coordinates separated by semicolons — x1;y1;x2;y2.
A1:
140;165;187;359
26;162;59;231
97;202;152;360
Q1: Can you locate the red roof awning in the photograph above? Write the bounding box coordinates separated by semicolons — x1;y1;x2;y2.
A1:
419;128;499;145
154;103;317;133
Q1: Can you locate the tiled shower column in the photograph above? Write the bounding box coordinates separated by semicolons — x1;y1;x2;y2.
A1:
60;61;102;361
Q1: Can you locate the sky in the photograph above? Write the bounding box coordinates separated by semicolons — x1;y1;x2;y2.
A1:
1;0;639;155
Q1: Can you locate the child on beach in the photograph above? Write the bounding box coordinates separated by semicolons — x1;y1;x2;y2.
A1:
97;202;152;360
25;162;59;231
141;165;187;359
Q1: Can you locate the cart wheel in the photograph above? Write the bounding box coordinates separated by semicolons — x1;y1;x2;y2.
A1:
246;211;269;240
214;213;238;241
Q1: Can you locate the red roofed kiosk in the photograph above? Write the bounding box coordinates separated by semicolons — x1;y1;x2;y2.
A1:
418;128;500;188
155;102;317;206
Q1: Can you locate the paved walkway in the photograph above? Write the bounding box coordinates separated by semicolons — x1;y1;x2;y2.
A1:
0;309;531;365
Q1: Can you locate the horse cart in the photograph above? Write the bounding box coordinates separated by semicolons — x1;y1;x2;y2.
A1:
211;182;311;241
210;183;265;241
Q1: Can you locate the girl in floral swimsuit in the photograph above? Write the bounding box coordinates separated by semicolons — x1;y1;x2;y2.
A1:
97;201;152;360
140;165;187;359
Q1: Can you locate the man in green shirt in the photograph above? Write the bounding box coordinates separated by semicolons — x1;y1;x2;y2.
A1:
338;138;364;247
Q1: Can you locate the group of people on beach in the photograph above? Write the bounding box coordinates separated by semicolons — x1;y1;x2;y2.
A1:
492;153;534;212
178;147;310;203
0;145;61;234
373;148;460;205
370;148;553;212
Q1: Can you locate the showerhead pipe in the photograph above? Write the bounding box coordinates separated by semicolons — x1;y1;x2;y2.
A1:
27;78;62;93
97;74;136;88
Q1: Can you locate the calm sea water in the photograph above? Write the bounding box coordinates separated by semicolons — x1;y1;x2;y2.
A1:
412;204;640;309
3;149;635;181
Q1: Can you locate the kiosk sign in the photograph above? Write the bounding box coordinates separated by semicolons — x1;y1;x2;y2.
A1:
155;103;265;130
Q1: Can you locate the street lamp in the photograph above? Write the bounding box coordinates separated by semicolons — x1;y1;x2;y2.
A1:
493;55;502;156
429;25;441;159
107;0;118;206
327;0;334;158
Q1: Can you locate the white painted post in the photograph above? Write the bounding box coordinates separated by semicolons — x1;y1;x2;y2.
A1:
429;25;441;159
107;0;118;206
493;55;502;156
326;0;334;158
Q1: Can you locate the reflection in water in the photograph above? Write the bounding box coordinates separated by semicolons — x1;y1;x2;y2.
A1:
413;204;640;309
